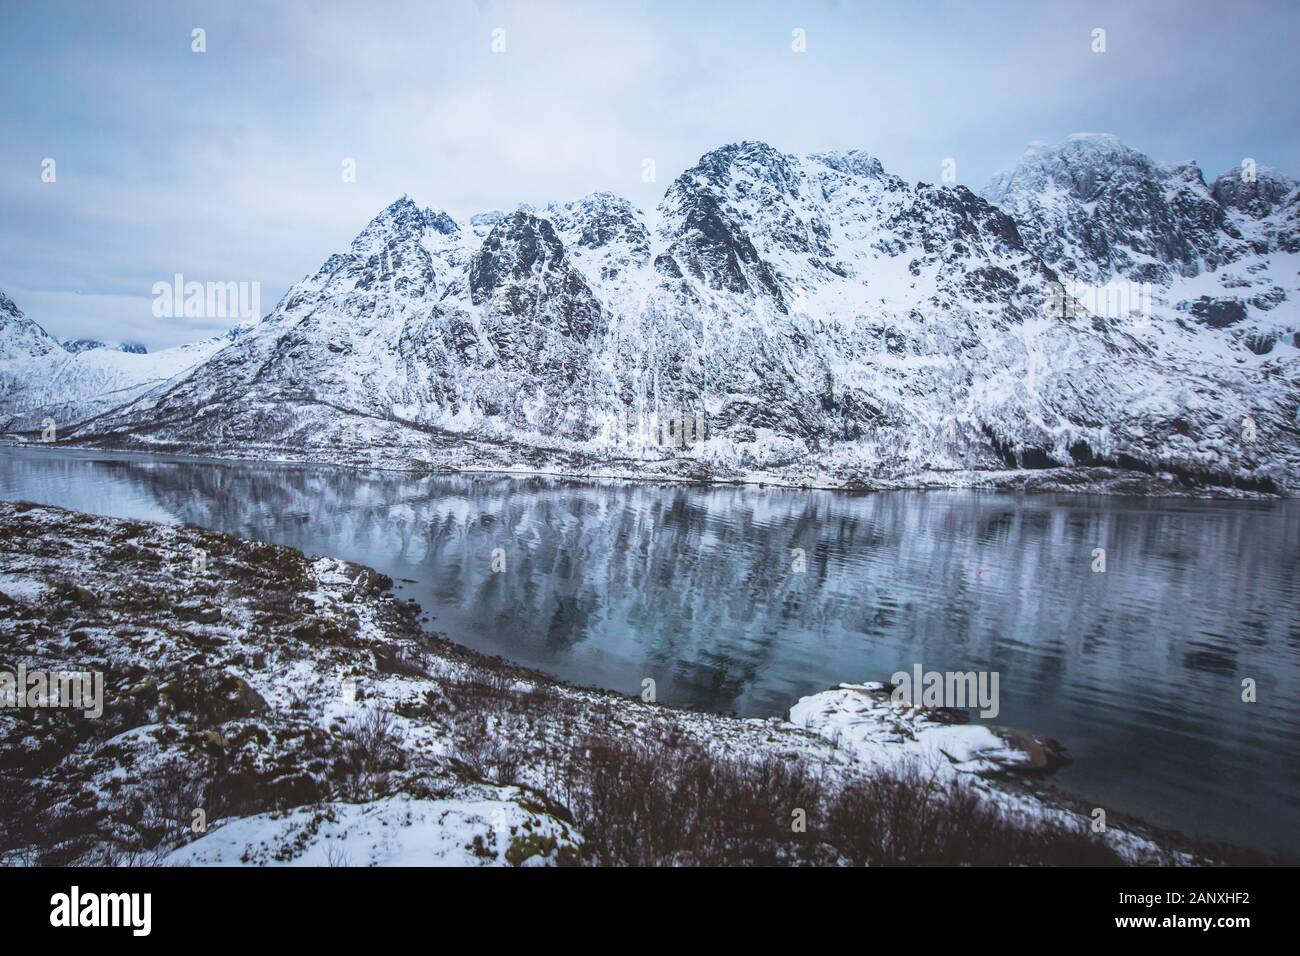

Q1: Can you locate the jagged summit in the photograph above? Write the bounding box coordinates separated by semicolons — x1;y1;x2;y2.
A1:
807;149;886;180
685;140;793;178
545;192;649;251
984;134;1152;205
351;196;460;255
63;338;148;355
0;287;229;434
1211;165;1299;217
981;134;1236;283
980;135;1299;363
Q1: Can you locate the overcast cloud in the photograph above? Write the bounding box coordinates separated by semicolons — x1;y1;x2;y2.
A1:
2;0;1298;349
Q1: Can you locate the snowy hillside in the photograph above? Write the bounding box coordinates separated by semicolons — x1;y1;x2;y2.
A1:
8;138;1299;495
982;134;1300;357
0;291;230;435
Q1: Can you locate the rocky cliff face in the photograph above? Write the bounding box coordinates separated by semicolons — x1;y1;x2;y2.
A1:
982;134;1300;357
63;339;148;355
9;137;1298;494
982;134;1236;285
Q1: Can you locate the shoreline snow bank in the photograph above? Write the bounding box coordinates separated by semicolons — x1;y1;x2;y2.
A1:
788;682;1193;864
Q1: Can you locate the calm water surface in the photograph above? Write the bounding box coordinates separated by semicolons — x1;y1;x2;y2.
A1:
2;445;1298;854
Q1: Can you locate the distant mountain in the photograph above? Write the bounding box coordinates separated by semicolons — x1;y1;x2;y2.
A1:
8;137;1298;495
63;338;148;355
0;289;64;362
0;295;226;434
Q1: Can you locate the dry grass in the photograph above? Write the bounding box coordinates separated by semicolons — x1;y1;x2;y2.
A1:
437;672;1126;867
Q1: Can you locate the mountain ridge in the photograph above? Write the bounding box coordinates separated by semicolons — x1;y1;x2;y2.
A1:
3;135;1297;495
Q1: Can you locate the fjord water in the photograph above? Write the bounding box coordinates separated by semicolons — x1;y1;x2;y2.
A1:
3;446;1298;854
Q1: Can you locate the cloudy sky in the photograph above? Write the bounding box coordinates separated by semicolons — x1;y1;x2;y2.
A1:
2;0;1298;349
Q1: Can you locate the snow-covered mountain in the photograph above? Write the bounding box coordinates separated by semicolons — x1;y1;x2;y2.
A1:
63;338;148;355
8;138;1299;494
982;134;1300;356
0;291;229;434
0;290;63;363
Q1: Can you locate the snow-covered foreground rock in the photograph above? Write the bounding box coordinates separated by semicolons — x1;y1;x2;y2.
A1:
790;682;1061;777
1;500;1235;866
3;135;1295;496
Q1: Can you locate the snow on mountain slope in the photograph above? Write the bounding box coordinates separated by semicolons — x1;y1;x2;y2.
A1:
63;338;148;354
982;134;1300;357
0;291;230;434
0;289;63;362
21;139;1300;494
981;134;1237;285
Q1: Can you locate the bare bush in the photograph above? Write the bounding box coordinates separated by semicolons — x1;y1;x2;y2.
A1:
566;730;828;865
448;710;524;785
374;645;428;677
824;760;1121;865
335;705;406;800
438;679;1126;866
325;839;352;867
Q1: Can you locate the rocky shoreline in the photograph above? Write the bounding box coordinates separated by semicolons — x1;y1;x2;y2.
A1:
0;500;1263;866
4;437;1286;500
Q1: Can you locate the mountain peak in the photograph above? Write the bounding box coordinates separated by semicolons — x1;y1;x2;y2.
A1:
1010;133;1132;169
684;141;796;187
0;288;21;319
1211;164;1299;217
708;139;783;159
351;197;460;256
0;288;66;361
980;135;1234;283
63;338;148;355
807;149;886;179
376;194;420;220
1065;132;1122;145
470;210;569;305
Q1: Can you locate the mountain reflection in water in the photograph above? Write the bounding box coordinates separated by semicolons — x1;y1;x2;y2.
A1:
2;445;1298;854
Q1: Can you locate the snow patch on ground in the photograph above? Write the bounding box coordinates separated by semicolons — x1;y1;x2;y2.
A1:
164;794;582;867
